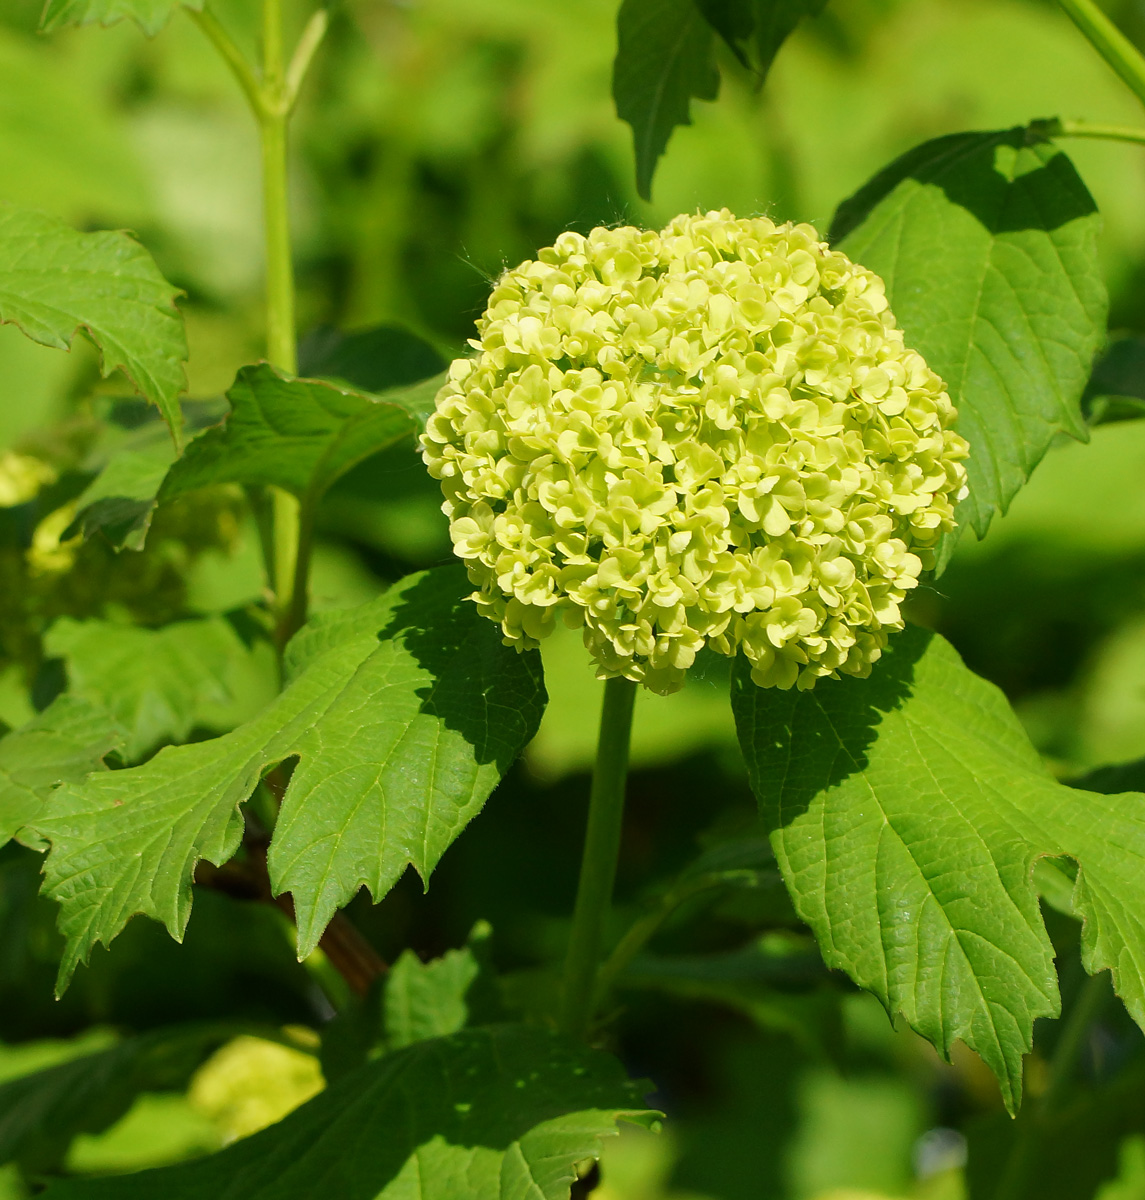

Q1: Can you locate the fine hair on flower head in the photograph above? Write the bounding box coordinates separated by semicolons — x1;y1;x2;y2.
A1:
421;209;969;695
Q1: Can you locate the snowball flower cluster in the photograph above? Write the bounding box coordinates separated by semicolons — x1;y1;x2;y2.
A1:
421;210;969;693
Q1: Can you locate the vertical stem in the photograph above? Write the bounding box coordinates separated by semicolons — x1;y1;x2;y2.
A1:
560;676;638;1039
260;114;296;375
1058;0;1145;109
192;3;321;632
262;0;285;94
258;0;301;634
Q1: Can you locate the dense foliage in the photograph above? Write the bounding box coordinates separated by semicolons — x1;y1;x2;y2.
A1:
4;1;1145;1199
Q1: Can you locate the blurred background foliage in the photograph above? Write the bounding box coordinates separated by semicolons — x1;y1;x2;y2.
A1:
4;0;1145;1197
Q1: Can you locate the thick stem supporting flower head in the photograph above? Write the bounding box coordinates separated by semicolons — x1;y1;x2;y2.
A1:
560;675;638;1040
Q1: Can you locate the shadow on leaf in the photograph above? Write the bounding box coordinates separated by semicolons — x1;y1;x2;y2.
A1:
829;126;1097;245
730;624;928;829
376;565;547;773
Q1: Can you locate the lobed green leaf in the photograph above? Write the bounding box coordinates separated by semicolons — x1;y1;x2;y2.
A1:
615;0;824;197
42;1025;657;1200
44;616;270;762
320;925;502;1083
732;627;1145;1112
831;129;1107;557
385;945;486;1052
40;0;203;36
30;566;546;987
0;204;187;441
696;0;827;77
613;0;720;200
67;399;226;551
68;442;174;550
159;363;431;506
0;697;122;849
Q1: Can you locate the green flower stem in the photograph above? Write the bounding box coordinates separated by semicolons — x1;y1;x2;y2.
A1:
260;103;302;631
194;0;329;643
560;676;638;1039
1058;0;1145;110
260;119;295;375
257;0;303;637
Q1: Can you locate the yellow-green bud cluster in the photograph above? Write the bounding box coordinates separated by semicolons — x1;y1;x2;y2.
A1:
421;210;969;693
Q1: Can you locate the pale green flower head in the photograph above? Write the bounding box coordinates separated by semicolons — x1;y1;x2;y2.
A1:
421;210;969;694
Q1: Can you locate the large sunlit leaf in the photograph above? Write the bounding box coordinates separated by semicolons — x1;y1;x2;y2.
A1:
31;566;546;987
831;128;1106;552
43;1025;656;1200
44;616;271;762
613;0;720;200
0;697;122;848
0;204;187;440
731;626;1145;1112
159;363;430;507
40;0;202;36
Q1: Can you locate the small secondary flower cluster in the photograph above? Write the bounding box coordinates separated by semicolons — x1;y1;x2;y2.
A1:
422;210;969;693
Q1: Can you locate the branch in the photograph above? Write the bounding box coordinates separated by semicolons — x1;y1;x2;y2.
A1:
188;7;268;119
285;9;329;113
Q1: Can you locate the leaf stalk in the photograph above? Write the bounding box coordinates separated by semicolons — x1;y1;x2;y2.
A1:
285;9;329;113
594;868;760;1005
560;675;638;1039
188;8;265;116
1036;116;1145;147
